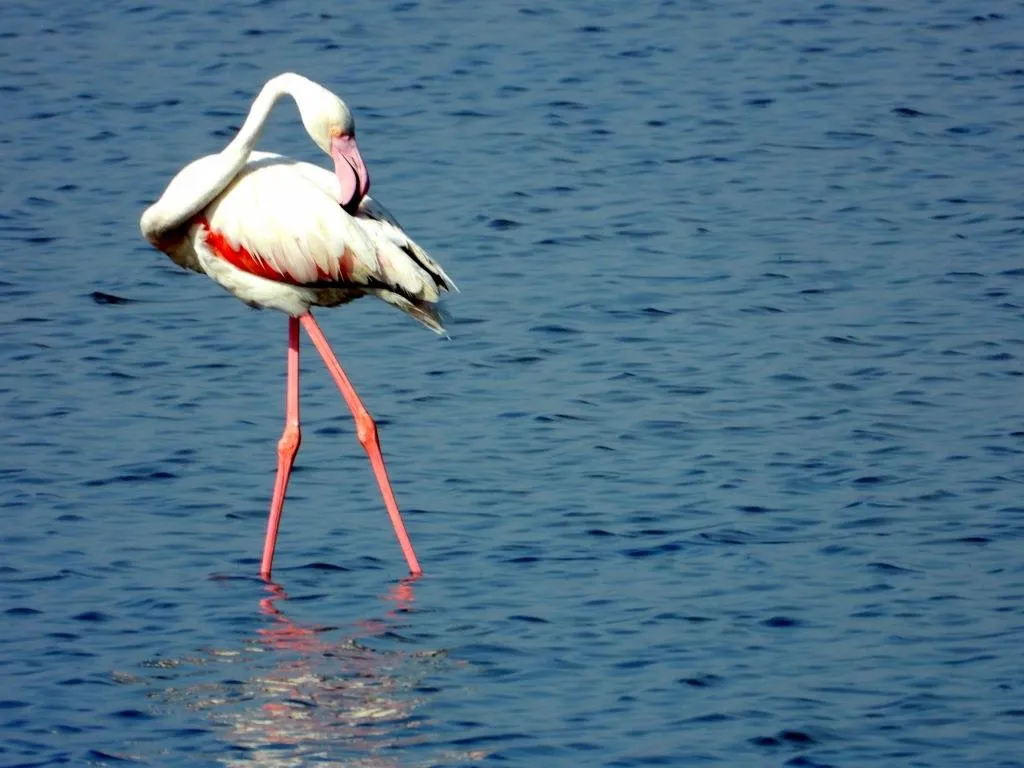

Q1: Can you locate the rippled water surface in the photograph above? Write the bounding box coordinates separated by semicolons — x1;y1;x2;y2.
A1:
2;1;1023;765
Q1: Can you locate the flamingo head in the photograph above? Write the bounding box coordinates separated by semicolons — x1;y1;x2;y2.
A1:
328;129;370;214
289;74;370;212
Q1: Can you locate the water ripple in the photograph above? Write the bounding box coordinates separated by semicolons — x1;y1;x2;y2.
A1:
1;0;1023;766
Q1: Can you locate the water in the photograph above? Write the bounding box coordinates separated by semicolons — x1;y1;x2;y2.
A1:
2;0;1023;765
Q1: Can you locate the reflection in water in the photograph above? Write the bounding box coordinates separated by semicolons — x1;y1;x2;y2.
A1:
218;580;427;767
148;579;476;767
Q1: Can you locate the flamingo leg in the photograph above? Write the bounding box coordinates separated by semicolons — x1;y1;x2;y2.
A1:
299;312;423;576
260;315;302;580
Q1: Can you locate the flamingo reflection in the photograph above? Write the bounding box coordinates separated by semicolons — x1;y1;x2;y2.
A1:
147;579;483;767
217;579;434;767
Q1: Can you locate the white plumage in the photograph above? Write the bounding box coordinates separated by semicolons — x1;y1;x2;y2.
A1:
183;151;455;325
138;73;453;579
140;74;455;331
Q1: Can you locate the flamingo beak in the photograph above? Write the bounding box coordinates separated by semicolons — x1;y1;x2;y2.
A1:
331;134;370;214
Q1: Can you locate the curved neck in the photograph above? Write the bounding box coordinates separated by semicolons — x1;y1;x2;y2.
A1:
229;75;297;160
140;76;298;240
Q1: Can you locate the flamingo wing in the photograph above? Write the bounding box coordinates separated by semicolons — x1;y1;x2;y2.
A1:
203;153;452;318
204;155;380;287
357;195;458;296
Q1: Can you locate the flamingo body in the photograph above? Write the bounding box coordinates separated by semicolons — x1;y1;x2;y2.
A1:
153;151;454;325
139;74;453;579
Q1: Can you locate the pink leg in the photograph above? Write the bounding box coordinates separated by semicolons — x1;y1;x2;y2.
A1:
261;316;302;580
299;312;423;576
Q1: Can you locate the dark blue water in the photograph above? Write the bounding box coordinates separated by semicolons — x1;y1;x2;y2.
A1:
2;1;1023;765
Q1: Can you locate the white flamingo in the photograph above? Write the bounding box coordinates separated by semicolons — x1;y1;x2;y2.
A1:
140;73;455;580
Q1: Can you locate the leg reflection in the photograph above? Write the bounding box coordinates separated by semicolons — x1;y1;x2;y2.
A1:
197;577;455;767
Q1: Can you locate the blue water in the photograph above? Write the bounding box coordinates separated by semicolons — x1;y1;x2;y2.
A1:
2;1;1023;765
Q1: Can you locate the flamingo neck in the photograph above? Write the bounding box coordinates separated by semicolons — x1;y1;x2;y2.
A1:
229;75;296;157
141;76;300;240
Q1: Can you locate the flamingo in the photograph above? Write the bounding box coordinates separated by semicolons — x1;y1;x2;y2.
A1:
139;73;455;580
